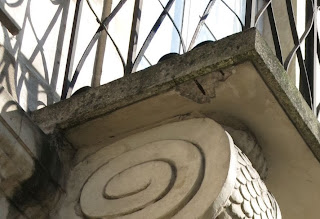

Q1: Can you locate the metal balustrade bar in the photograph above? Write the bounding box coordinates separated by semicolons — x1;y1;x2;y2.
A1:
63;0;128;99
131;0;176;72
266;3;283;64
125;0;143;75
61;0;320;117
304;0;317;111
61;0;83;100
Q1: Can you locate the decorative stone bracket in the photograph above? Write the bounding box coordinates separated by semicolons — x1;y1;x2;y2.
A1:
31;28;320;218
56;118;281;219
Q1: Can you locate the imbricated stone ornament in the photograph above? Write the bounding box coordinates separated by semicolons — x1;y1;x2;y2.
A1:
216;146;281;219
56;118;281;219
223;126;268;180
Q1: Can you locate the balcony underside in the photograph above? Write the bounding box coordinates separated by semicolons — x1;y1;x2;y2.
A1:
32;28;320;219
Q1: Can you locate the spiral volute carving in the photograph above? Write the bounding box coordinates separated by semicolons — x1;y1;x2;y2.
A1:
80;140;204;218
57;118;281;219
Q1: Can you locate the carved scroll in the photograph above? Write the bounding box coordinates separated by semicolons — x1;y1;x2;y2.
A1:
57;118;281;219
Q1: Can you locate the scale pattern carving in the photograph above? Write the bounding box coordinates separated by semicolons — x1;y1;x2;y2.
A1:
217;146;281;219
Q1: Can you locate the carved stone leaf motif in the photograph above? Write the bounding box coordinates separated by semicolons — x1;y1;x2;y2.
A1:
56;118;281;219
216;146;281;219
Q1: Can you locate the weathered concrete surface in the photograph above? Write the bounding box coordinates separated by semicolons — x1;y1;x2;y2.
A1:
0;191;28;219
32;28;320;218
0;86;65;218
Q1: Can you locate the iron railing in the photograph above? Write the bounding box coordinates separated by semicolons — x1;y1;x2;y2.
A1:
61;0;320;116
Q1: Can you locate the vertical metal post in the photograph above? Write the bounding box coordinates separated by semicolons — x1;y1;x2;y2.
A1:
125;0;143;75
245;0;256;29
266;3;283;64
303;0;316;109
131;0;175;73
61;0;84;100
312;0;318;114
92;0;113;87
313;0;319;114
187;0;216;51
171;0;185;53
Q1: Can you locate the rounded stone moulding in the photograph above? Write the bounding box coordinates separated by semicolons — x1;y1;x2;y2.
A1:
57;118;281;219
